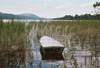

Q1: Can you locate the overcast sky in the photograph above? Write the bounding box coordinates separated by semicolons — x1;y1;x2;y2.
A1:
0;0;99;18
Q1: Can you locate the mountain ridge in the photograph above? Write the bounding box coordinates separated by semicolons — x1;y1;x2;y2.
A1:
0;12;47;20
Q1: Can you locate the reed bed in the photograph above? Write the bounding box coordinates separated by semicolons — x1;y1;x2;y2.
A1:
0;19;100;68
0;19;26;67
30;20;100;39
30;20;100;68
0;19;25;51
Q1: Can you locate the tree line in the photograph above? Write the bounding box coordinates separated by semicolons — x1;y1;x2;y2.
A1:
54;2;100;20
53;14;100;20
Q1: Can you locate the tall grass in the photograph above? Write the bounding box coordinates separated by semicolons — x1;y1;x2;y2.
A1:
0;20;100;67
29;20;100;68
0;19;25;52
0;19;27;67
30;20;100;39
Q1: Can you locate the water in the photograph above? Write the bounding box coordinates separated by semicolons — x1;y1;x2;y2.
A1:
3;19;73;22
3;19;52;22
25;26;64;68
25;25;100;68
1;23;100;68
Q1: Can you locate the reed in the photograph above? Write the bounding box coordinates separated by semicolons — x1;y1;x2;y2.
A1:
1;20;99;67
29;20;100;40
0;20;25;52
0;19;27;67
29;20;100;68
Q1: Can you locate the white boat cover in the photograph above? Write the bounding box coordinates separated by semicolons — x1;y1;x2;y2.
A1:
40;36;64;48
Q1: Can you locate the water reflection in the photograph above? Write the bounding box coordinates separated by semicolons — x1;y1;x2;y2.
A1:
26;26;64;68
0;51;25;68
26;26;100;68
1;25;100;68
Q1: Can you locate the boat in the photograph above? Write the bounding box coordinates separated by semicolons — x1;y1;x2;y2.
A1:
40;36;65;60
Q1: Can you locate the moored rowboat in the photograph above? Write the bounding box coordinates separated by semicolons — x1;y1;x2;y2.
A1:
40;36;65;54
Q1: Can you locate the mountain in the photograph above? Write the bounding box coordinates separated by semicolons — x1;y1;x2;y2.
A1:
18;13;46;20
0;12;20;19
18;13;40;18
0;12;47;20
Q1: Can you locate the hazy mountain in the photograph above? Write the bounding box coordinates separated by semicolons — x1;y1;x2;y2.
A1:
18;13;46;19
0;12;20;19
19;13;40;18
0;12;47;20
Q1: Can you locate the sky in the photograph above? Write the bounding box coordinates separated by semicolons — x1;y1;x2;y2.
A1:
0;0;99;18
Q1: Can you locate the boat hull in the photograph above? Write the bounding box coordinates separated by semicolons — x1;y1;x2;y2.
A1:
40;46;64;60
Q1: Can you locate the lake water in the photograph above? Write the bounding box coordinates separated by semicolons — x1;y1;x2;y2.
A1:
1;20;100;68
25;26;100;68
3;19;52;22
3;19;73;23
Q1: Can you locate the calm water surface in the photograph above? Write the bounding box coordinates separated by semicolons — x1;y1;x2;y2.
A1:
25;26;100;68
2;21;100;68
